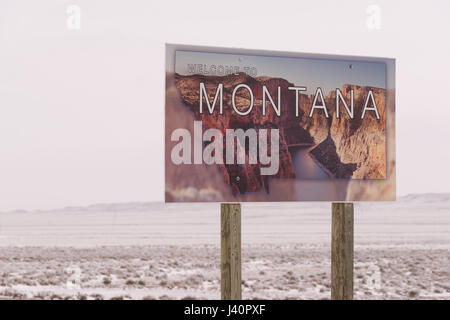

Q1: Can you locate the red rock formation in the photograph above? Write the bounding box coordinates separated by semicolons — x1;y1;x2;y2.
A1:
303;85;386;179
174;73;387;194
175;73;298;195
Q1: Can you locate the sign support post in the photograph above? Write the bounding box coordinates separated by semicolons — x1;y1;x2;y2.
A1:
331;202;354;300
221;203;242;300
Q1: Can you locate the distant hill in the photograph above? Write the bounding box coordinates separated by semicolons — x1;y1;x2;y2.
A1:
398;193;450;203
1;193;450;214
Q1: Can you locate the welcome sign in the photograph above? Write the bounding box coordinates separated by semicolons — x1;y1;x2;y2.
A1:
165;44;396;202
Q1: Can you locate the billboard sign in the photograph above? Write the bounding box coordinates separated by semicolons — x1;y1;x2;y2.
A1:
165;44;395;202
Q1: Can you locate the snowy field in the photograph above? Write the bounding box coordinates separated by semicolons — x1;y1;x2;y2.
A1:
0;194;449;299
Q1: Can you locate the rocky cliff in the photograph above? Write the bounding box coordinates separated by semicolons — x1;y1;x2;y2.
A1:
175;73;299;195
301;85;387;179
174;73;386;195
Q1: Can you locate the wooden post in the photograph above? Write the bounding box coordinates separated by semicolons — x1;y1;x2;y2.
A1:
331;202;354;300
221;203;242;300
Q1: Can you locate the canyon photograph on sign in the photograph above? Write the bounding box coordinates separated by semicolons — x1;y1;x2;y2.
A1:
165;44;396;202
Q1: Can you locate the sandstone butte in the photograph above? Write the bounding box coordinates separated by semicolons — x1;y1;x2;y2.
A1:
174;72;386;195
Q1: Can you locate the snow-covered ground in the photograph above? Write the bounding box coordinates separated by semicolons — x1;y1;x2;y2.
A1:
0;194;449;299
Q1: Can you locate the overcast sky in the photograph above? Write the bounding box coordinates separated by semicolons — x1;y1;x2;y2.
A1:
0;0;449;210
